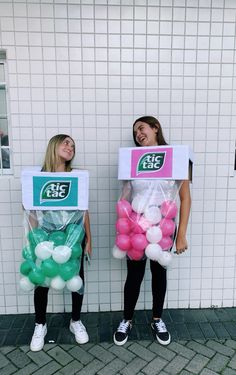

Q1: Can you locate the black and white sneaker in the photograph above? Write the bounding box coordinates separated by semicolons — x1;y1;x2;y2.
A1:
113;319;132;346
151;319;171;345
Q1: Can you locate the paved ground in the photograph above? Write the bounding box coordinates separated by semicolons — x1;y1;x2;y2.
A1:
1;308;236;374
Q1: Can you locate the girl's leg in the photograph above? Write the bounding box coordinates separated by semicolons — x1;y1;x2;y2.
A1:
31;286;49;351
151;232;175;318
34;286;49;325
150;260;167;318
71;250;85;321
114;258;146;346
124;258;147;320
70;246;89;344
150;260;170;346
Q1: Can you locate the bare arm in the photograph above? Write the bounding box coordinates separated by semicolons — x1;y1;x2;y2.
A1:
84;211;92;255
175;180;191;254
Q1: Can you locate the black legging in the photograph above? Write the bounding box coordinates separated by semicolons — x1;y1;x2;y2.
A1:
34;250;85;325
124;258;167;320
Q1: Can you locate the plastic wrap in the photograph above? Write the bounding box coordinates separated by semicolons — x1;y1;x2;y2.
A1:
113;179;182;268
19;209;85;293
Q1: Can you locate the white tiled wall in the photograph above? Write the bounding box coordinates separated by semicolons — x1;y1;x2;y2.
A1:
0;0;236;314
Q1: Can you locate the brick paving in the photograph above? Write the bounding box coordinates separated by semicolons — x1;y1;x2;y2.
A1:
1;308;236;374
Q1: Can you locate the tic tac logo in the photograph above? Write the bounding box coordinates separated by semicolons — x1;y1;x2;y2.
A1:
40;181;71;203
137;152;166;174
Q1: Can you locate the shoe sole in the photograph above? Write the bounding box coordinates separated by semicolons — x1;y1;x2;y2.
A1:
30;343;44;352
113;333;128;346
156;334;171;346
151;324;171;346
69;326;89;344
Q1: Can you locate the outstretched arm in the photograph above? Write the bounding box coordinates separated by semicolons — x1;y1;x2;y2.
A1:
175;180;191;254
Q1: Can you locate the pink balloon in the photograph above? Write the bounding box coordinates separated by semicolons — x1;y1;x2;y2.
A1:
159;218;175;236
131;233;148;251
161;200;178;219
115;234;131;251
158;236;173;251
116;200;132;219
116;218;131;234
127;247;145;261
129;212;144;234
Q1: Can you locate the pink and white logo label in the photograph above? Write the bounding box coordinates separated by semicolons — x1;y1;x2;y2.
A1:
131;147;173;178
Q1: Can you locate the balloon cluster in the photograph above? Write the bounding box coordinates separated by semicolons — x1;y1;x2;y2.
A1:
113;198;178;268
19;223;85;292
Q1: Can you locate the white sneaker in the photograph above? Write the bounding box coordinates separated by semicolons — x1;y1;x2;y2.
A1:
70;319;89;344
30;323;47;352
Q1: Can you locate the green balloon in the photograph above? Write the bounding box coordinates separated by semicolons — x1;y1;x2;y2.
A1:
66;223;85;247
70;259;81;275
49;231;66;246
22;246;36;261
71;243;83;259
59;261;78;281
28;228;48;247
41;258;59;278
20;260;33;276
28;268;45;285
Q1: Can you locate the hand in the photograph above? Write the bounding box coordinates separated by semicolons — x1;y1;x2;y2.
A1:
84;239;92;256
175;233;188;255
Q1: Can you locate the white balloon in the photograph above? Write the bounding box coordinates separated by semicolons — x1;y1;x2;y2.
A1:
50;276;66;290
131;179;150;193
138;216;152;231
149;193;166;207
112;245;127;259
158;251;172;268
144;205;162;225
35;241;53;260
66;276;83;292
146;226;162;244
19;277;35;292
145;243;162;261
131;195;148;214
52;245;72;264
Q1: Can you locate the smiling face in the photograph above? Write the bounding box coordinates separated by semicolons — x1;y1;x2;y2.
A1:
133;121;158;147
57;137;75;163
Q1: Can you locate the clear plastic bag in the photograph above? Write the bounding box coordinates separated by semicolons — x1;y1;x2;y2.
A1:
113;179;182;268
19;209;85;293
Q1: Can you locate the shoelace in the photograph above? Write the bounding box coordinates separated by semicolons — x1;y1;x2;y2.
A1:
154;319;167;333
34;324;44;338
117;320;130;333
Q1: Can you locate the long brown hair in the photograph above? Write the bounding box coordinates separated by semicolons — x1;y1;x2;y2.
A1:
133;116;168;146
41;134;75;172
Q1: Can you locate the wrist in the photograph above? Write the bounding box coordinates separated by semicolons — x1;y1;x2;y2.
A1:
177;230;186;238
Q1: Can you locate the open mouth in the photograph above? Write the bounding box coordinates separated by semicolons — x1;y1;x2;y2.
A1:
138;136;146;143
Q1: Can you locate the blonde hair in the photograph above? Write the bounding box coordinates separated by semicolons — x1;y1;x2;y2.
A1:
41;134;75;172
